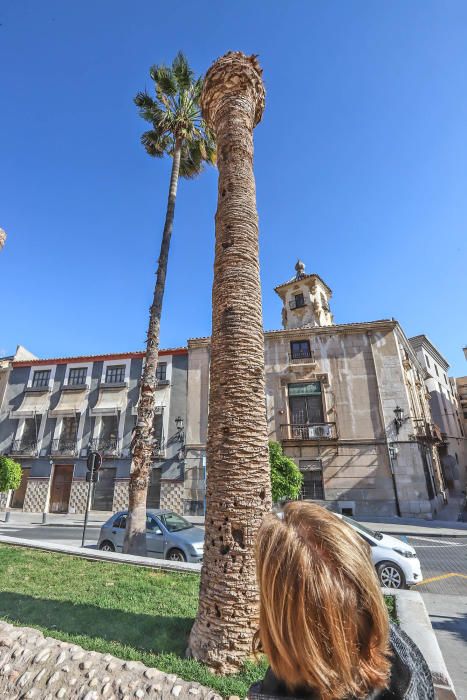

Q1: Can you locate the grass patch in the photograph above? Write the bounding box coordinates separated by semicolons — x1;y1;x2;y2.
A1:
0;544;266;696
0;544;397;696
384;594;397;623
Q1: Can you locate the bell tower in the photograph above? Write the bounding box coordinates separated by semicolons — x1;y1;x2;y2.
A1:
274;260;333;330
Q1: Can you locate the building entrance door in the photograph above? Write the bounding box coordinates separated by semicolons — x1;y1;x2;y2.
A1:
50;465;73;513
10;468;30;509
92;467;116;511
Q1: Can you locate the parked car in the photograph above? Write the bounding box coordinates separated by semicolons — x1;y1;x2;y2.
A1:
98;509;204;563
337;514;422;589
277;510;422;589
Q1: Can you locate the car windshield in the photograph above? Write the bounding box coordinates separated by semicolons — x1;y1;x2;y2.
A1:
341;515;383;540
159;512;193;533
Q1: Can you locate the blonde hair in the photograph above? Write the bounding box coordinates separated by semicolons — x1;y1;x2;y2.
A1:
254;502;390;700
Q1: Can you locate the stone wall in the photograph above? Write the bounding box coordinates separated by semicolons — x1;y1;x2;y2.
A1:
112;479;129;512
68;480;89;514
161;481;184;513
0;621;222;700
23;478;49;513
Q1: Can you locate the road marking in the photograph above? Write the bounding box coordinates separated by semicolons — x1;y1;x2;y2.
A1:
408;536;467;546
414;573;467;586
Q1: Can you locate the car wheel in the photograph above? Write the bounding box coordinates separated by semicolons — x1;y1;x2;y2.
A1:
377;561;406;589
167;548;186;562
99;540;115;552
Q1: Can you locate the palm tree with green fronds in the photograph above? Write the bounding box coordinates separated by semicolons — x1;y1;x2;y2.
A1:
124;52;216;555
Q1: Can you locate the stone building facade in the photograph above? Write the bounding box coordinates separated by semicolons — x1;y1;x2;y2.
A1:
0;348;188;514
184;264;445;519
410;335;466;492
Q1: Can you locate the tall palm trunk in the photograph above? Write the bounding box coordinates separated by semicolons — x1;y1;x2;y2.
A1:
188;52;271;672
123;139;182;555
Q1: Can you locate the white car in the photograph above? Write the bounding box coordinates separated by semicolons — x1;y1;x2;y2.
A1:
338;514;423;589
277;510;422;589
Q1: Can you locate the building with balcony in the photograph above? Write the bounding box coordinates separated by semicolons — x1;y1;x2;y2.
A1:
0;348;188;514
184;262;445;519
409;335;466;492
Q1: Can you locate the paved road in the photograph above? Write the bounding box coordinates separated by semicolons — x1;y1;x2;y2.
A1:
408;536;467;596
0;523;101;548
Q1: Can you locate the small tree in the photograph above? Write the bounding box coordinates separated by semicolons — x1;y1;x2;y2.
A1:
0;456;22;493
269;441;303;503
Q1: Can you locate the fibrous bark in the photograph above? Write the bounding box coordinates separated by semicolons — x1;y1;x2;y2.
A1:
123;142;182;556
188;52;271;673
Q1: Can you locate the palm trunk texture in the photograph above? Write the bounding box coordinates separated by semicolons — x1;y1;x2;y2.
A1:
123;141;182;555
188;52;271;672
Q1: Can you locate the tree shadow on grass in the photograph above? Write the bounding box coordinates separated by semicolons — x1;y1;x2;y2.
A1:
0;591;191;656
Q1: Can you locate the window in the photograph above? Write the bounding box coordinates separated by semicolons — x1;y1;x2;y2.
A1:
464;411;467;419
320;293;329;312
105;365;125;384
159;512;193;532
153;412;164;450
444;373;448;385
100;415;119;446
68;367;87;385
146;516;162;534
32;370;50;388
290;340;311;360
294;293;305;308
435;365;439;377
299;460;324;500
114;514;127;529
61;416;77;443
288;382;324;424
156;362;167;381
425;355;431;368
21;418;38;446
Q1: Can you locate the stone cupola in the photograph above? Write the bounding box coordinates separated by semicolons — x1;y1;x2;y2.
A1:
274;260;333;330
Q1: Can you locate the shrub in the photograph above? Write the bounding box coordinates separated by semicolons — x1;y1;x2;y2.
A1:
0;456;22;492
269;440;303;503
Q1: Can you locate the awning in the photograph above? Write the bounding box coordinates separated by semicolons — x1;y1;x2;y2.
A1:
49;390;87;416
91;388;127;415
11;392;50;417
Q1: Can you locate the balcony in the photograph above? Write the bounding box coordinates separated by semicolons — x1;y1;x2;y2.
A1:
412;420;442;443
10;440;37;456
89;438;121;457
288;350;316;365
280;423;337;441
51;439;78;456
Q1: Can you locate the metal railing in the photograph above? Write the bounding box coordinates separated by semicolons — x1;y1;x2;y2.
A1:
51;439;78;456
288;350;316;364
10;440;37;456
89;438;121;456
280;423;337;440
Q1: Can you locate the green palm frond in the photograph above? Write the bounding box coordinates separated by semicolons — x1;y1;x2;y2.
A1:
135;53;217;179
172;51;194;91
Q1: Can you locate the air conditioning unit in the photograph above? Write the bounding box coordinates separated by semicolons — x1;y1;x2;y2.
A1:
308;425;332;439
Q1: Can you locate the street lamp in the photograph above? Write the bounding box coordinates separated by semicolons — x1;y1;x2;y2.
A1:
394;406;404;434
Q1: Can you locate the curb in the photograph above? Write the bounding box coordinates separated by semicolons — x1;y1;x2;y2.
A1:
0;535;202;574
383;588;457;698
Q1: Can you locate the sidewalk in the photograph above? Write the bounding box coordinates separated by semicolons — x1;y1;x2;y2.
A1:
0;510;205;527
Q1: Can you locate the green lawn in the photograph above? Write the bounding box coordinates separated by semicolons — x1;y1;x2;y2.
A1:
0;544;396;697
0;544;266;697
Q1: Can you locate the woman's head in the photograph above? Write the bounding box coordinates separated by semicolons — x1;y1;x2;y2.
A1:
255;502;390;700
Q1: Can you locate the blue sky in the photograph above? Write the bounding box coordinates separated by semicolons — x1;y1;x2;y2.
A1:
1;1;466;374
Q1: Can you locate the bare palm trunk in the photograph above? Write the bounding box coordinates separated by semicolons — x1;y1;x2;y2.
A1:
188;52;271;672
123;140;182;555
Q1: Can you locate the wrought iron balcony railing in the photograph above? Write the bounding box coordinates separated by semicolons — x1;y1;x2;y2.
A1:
280;423;337;441
89;438;121;456
288;350;316;364
51;439;78;456
10;440;38;456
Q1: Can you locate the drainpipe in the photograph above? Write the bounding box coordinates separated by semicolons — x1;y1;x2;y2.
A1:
367;332;402;517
